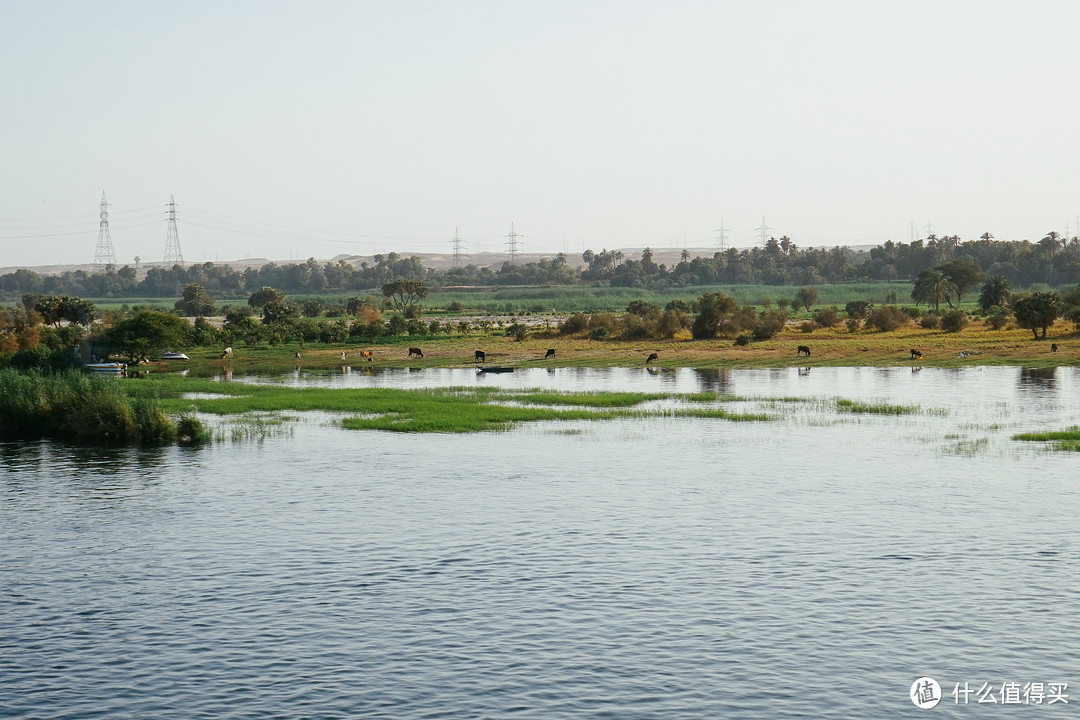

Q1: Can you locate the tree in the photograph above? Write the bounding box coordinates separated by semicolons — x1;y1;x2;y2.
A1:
911;269;959;312
381;279;429;314
977;274;1013;311
261;299;300;326
934;259;985;301
796;287;818;312
104;310;191;362
248;286;285;308
175;283;215;317
1012;291;1062;339
691;292;738;339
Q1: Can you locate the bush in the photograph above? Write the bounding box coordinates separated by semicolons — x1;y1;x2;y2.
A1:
589;327;609;340
940;309;968;333
447;300;465;313
812;306;840;327
919;313;941;330
845;318;861;332
733;333;752;346
800;321;817;333
845;300;872;320
752;309;788;340
985;305;1010;330
559;313;590;335
866;306;908;332
901;306;922;319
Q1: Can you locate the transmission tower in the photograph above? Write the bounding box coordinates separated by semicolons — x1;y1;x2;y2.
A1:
715;219;729;251
755;216;771;248
451;227;464;268
505;222;523;264
163;195;185;267
93;190;117;272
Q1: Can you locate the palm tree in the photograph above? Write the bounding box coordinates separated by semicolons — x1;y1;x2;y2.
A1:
911;269;959;312
977;274;1013;311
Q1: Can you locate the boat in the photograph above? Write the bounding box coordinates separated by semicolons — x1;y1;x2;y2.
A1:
476;365;514;373
85;362;126;375
159;351;189;361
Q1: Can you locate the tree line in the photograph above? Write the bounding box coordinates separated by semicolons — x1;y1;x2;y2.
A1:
5;231;1080;300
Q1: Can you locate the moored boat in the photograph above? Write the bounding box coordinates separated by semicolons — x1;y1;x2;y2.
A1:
476;365;514;373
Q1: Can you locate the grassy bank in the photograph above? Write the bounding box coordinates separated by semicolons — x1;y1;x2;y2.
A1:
162;318;1079;374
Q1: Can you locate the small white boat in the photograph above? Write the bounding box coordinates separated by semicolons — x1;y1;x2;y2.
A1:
85;362;126;375
160;351;189;361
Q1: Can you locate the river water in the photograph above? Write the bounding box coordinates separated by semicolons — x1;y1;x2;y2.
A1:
2;367;1078;718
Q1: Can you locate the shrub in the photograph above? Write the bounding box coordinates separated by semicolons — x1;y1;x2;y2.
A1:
800;321;817;333
866;306;908;332
559;313;590;335
919;313;941;330
940;309;968;333
812;306;841;328
845;300;872;320
447;300;465;313
589;327;609;340
733;333;752;346
752;309;788;340
901;306;922;319
984;305;1010;330
845;318;861;332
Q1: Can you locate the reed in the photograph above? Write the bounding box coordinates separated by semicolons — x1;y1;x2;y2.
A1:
0;369;176;444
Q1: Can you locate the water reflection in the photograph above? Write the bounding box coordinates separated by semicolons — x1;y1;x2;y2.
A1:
1019;366;1057;392
693;368;732;393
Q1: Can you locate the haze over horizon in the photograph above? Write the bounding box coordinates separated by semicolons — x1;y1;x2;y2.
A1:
3;1;1079;269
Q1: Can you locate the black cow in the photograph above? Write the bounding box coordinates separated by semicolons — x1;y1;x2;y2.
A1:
910;348;923;359
797;345;811;357
474;350;486;363
1051;343;1058;352
408;347;424;359
544;348;556;360
645;352;659;364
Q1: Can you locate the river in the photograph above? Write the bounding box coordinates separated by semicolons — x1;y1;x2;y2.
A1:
2;367;1078;718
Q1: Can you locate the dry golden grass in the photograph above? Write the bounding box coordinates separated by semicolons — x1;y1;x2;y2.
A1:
283;318;1077;370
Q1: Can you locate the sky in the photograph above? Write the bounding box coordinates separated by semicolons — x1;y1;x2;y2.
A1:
2;0;1079;268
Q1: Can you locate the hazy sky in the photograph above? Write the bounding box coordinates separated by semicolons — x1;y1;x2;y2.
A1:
2;1;1079;268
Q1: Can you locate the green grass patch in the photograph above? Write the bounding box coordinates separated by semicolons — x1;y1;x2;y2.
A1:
835;398;919;415
1013;427;1080;451
120;375;779;433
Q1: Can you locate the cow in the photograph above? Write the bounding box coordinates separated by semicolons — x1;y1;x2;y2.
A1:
359;350;373;362
408;347;424;359
295;351;301;360
545;348;556;360
645;352;658;364
341;351;347;360
474;350;486;363
1051;343;1058;352
220;347;233;359
797;345;811;357
910;348;923;359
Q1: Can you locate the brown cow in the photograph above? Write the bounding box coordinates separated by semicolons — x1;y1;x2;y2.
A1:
359;350;373;362
645;352;658;364
545;348;556;360
408;347;424;359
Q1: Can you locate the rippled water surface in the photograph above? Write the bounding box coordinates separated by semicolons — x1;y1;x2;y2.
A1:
3;367;1079;718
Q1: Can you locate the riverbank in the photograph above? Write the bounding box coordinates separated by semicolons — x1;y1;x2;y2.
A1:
169;321;1077;373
